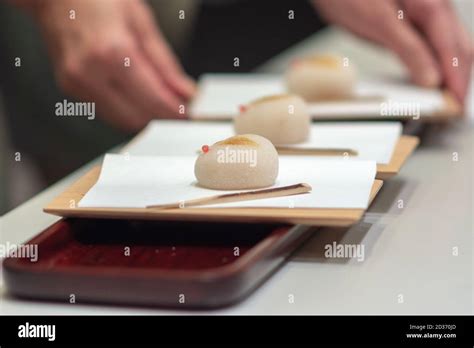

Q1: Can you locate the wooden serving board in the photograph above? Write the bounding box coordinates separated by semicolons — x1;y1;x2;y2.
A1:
244;135;419;180
191;90;461;122
309;91;461;121
44;168;383;227
124;127;418;179
376;135;419;179
427;90;463;121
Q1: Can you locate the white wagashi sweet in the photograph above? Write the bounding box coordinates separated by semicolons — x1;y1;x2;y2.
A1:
234;94;310;145
285;54;356;101
194;134;279;190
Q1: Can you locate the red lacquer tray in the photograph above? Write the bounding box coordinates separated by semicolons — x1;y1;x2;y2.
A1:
3;219;314;308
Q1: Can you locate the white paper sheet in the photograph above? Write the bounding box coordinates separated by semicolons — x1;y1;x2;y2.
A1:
189;73;445;119
124;120;401;164
78;154;376;209
190;74;284;117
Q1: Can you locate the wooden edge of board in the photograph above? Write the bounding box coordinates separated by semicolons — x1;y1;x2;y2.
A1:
123;130;417;181
376;135;420;179
43;165;383;227
190;89;462;122
274;135;418;179
424;90;463;122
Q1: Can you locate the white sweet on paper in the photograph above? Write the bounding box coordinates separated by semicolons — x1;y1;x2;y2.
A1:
194;134;279;190
286;55;356;101
234;94;311;145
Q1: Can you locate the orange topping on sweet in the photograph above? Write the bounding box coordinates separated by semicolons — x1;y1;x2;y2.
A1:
301;55;340;68
215;135;258;147
249;94;292;106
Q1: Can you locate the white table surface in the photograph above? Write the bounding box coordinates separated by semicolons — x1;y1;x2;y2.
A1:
1;28;473;315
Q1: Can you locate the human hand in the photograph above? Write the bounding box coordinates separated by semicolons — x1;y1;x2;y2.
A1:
34;0;196;131
312;0;473;103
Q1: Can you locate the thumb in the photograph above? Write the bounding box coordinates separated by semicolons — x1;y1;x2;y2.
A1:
380;16;442;87
130;2;196;100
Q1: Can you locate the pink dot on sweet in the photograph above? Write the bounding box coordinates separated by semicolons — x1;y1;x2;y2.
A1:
239;105;247;113
202;145;209;153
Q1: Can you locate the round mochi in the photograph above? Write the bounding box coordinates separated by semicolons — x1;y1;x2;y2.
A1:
234;94;310;145
194;134;279;190
285;55;356;101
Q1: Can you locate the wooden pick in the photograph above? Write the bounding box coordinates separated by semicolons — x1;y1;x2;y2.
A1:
147;183;312;209
277;147;358;156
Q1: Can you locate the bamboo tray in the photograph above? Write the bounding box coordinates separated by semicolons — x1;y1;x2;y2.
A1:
44;167;383;227
278;135;419;180
191;90;461;122
123;126;419;180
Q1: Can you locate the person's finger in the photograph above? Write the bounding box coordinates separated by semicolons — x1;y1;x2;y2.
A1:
313;0;442;87
92;82;151;131
446;10;473;102
109;47;184;119
375;7;442;87
402;0;472;101
57;57;150;131
452;16;474;102
130;2;197;100
143;31;197;100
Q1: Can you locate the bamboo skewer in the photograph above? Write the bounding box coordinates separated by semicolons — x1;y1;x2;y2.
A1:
196;148;358;156
276;147;358;156
147;183;312;209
